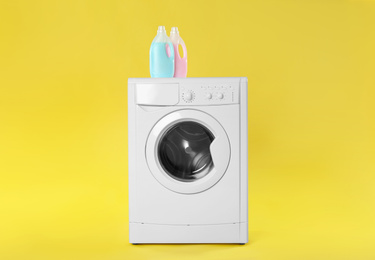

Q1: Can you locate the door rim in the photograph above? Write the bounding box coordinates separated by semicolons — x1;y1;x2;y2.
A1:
145;109;231;194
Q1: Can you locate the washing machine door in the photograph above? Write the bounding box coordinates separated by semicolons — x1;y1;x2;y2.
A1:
146;110;231;194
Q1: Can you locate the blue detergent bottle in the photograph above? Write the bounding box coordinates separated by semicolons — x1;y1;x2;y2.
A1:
150;26;174;78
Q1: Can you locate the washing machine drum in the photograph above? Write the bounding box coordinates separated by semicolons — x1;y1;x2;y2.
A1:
158;121;214;182
146;109;231;194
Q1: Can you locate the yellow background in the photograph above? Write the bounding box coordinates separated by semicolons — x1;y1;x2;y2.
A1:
1;0;375;259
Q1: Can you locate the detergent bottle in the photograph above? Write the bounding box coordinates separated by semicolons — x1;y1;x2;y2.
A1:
149;26;174;78
170;27;187;77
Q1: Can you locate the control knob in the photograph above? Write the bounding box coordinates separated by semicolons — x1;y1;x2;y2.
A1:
183;91;194;102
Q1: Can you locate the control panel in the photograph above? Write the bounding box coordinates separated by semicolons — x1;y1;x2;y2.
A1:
179;82;239;105
133;78;243;106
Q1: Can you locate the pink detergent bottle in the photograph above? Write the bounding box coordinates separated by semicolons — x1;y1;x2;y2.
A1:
170;27;187;77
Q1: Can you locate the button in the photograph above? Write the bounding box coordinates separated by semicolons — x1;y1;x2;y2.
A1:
217;93;224;99
206;93;212;99
184;92;192;101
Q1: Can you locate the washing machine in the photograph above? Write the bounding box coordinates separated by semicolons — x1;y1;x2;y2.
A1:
128;77;248;244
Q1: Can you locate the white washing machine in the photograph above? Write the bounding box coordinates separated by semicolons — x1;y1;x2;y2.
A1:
128;77;248;244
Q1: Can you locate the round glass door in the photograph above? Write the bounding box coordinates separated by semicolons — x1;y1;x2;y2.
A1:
146;110;231;194
158;121;214;182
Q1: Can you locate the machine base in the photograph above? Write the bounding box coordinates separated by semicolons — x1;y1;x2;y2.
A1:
129;222;248;244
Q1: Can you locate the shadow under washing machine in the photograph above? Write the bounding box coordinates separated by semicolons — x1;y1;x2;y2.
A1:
128;77;248;244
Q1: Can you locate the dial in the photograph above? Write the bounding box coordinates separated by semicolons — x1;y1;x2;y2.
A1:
182;90;195;102
217;93;224;99
206;93;212;99
185;92;192;101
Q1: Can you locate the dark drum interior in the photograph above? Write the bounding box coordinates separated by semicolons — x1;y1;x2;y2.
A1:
158;121;215;182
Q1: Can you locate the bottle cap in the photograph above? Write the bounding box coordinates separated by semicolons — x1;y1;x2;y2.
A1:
170;27;179;35
157;26;166;33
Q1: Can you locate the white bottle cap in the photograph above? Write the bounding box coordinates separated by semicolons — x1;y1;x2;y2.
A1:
170;27;179;35
158;26;166;33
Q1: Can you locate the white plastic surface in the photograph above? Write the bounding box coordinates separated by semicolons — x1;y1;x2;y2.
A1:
130;77;240;106
133;104;240;226
239;77;248;243
128;77;248;244
136;83;179;105
130;222;247;244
